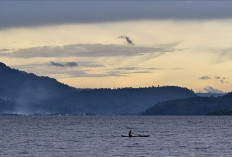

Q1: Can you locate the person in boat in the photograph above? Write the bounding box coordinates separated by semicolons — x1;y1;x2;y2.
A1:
129;130;132;137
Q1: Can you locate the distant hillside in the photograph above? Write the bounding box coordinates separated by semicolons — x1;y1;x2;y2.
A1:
196;93;225;97
143;93;232;115
0;62;77;114
0;62;75;97
72;86;196;115
0;62;196;115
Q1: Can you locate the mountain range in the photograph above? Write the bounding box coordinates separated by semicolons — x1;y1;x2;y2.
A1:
0;62;196;115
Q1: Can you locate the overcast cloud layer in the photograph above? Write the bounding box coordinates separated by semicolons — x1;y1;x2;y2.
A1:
1;1;232;29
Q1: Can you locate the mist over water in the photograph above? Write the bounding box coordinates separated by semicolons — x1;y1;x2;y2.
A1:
1;116;232;157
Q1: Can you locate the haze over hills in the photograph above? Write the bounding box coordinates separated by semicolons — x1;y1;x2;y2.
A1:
196;93;225;97
0;62;196;115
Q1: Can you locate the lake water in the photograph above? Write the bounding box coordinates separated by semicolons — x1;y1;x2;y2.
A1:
1;116;232;157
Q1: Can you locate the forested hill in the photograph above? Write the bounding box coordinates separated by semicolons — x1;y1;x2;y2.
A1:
73;86;196;114
0;62;196;115
142;92;232;115
0;62;76;98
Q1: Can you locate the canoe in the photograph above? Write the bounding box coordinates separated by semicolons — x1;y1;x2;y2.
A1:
121;135;149;137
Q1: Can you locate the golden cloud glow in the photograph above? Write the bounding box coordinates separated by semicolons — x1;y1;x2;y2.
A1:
1;20;232;92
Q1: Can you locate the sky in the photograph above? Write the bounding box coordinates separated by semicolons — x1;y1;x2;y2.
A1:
1;0;232;93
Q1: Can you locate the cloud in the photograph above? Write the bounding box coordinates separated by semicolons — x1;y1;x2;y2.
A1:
50;70;129;78
203;86;224;93
50;61;64;67
66;62;78;67
115;67;138;71
119;35;134;46
13;61;102;70
12;64;127;78
56;69;158;78
0;49;11;52
217;76;226;84
76;61;103;68
2;43;176;58
114;67;182;72
114;67;162;71
13;63;183;79
209;47;232;63
49;61;78;68
133;71;152;74
12;62;129;78
2;1;232;29
199;76;211;80
199;75;227;84
12;63;161;79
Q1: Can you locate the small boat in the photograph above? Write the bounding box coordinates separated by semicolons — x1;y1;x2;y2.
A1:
121;134;149;137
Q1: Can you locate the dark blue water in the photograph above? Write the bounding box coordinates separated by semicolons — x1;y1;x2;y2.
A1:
1;116;232;157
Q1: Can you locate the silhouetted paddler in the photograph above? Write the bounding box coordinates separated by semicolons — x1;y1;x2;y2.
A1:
129;130;132;137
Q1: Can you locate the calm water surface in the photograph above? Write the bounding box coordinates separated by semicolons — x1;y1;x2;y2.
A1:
1;116;232;157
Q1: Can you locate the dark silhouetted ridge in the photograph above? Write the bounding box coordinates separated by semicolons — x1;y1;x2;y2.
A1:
0;62;196;115
0;62;7;68
143;92;232;115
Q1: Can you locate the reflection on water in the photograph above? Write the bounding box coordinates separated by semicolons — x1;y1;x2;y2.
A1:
1;116;232;157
